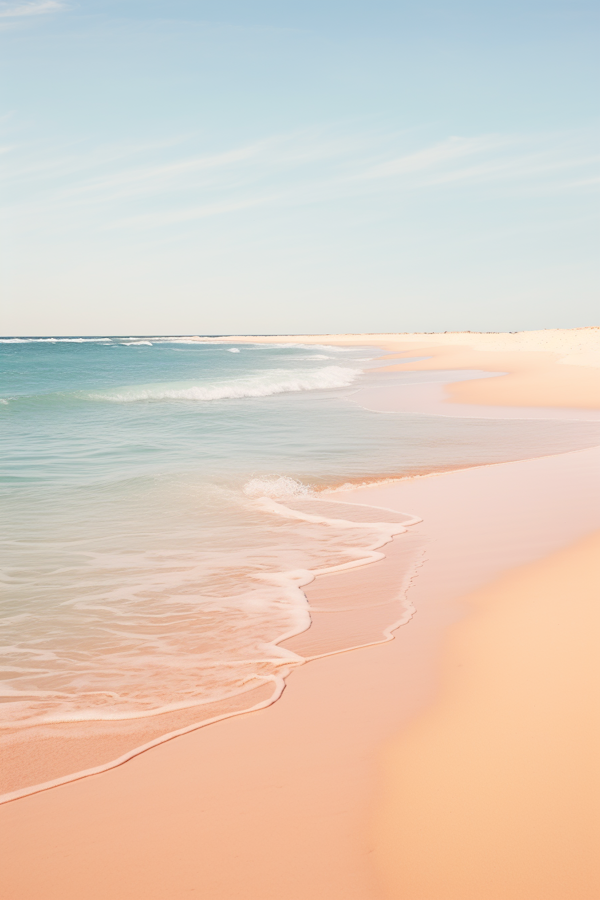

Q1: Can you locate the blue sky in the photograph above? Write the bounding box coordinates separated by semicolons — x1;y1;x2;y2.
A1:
1;1;598;335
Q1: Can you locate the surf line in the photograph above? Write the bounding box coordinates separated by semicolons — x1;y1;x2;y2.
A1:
0;498;423;806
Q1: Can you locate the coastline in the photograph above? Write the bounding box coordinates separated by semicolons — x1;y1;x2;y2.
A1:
206;326;600;411
0;503;422;803
2;328;599;898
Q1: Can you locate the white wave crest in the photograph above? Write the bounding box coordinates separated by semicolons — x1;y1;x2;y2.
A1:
255;342;356;351
122;341;153;346
227;348;240;353
89;366;360;403
243;476;314;499
0;337;113;343
285;354;331;360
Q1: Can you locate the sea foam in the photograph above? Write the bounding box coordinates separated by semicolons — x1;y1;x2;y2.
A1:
89;366;360;402
243;476;314;499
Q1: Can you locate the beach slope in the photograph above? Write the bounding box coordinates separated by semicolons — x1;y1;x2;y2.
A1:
375;530;600;900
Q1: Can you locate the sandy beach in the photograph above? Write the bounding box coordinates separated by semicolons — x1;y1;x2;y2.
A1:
2;328;599;899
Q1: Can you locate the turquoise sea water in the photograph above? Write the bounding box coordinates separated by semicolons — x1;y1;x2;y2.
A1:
2;337;599;735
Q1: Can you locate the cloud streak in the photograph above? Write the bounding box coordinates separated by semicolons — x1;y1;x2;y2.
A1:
2;123;598;235
0;1;65;17
360;136;507;180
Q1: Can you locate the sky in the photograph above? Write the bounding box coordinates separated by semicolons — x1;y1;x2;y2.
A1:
1;0;598;335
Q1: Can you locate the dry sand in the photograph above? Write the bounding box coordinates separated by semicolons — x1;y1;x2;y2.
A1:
374;530;600;900
2;328;599;899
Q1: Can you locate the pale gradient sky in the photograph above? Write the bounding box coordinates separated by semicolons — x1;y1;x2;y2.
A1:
1;1;598;335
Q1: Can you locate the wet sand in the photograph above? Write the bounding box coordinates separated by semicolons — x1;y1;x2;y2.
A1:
2;328;599;898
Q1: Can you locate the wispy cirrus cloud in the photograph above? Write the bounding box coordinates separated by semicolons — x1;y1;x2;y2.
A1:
0;1;65;18
2;123;598;236
360;136;507;180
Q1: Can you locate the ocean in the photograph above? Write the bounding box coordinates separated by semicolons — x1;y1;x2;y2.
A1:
2;336;599;792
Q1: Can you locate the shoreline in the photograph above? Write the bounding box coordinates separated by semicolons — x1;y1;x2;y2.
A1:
2;328;599;898
3;404;597;800
7;332;599;801
2;442;598;898
0;502;422;804
207;326;600;411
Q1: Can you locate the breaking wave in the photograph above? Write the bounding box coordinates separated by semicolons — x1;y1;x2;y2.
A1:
89;366;361;403
0;337;114;343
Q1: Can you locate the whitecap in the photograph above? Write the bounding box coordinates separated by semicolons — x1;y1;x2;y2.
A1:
88;366;361;403
284;354;331;360
0;337;113;343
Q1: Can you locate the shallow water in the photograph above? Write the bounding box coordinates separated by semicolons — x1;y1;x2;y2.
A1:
2;337;599;737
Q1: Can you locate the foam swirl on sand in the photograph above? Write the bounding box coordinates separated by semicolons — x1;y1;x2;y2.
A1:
0;492;424;805
243;476;314;499
88;366;360;402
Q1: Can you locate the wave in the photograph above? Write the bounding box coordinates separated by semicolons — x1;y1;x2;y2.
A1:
243;476;314;499
88;366;361;403
121;336;205;342
0;337;114;343
245;342;361;353
284;354;331;360
0;492;423;806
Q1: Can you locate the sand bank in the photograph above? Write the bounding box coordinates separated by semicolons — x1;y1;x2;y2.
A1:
2;442;599;899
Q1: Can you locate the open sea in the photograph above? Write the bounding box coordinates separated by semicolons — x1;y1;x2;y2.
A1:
2;336;599;790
